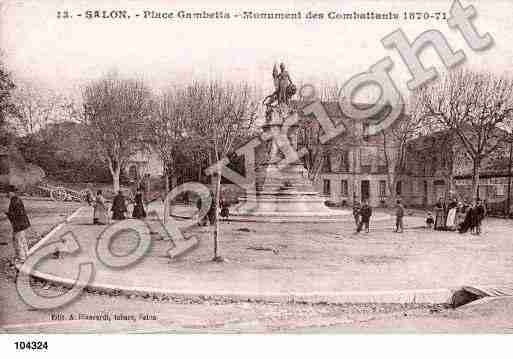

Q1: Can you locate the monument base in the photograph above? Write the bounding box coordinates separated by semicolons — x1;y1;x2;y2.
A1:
230;103;352;222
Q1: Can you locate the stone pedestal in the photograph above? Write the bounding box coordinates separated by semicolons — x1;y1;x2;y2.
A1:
231;105;349;221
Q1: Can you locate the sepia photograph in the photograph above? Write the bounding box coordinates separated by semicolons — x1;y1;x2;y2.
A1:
1;0;513;348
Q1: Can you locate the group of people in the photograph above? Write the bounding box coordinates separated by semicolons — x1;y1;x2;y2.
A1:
195;192;231;226
352;199;405;234
88;187;147;225
428;198;486;235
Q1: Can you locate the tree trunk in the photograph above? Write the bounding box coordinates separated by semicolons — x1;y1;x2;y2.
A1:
387;176;397;207
506;141;513;216
471;158;481;200
111;166;121;193
163;165;170;224
212;173;222;261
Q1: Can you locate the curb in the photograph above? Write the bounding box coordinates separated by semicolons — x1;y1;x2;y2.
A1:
17;262;455;304
27;206;85;256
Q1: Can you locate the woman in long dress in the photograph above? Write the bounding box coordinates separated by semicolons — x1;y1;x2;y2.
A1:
459;202;477;234
434;200;444;230
111;190;128;220
132;188;147;219
455;202;466;229
446;199;458;230
93;190;108;225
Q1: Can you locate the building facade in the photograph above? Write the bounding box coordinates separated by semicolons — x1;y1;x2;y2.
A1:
300;101;397;207
309;103;512;209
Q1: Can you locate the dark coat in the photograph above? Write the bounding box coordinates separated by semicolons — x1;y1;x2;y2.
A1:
360;205;372;220
459;206;477;233
475;204;486;222
6;196;31;233
220;199;229;218
112;194;127;220
132;193;147;219
207;193;217;224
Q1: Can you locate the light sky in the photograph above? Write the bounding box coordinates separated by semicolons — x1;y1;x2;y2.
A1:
1;0;512;103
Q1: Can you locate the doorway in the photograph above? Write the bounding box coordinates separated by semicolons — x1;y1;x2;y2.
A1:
361;180;370;201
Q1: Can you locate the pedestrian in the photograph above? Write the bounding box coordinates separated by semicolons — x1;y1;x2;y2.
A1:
475;199;486;235
455;202;465;230
111;190;128;220
446;198;458;231
132;187;147;219
85;188;93;206
356;200;372;233
93;190;108;225
5;186;30;265
196;194;208;226
220;195;230;221
394;199;405;233
434;199;444;230
459;201;477;234
426;212;434;229
352;201;361;231
207;190;217;226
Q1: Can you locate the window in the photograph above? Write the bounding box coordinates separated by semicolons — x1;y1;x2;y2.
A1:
377;150;387;173
0;157;9;175
340;180;348;196
340;150;349;172
323;179;331;195
379;180;387;197
360;148;372;173
322;154;332;173
128;165;138;180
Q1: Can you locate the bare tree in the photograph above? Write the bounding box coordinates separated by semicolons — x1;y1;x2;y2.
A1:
12;81;63;135
296;83;348;183
380;100;428;205
414;69;513;199
147;88;189;220
82;74;152;192
0;62;18;139
182;81;257;261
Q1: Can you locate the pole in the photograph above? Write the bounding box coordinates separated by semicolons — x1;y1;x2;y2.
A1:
506;140;513;217
163;165;169;224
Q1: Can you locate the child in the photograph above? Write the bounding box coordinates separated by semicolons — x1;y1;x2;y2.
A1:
426;212;434;229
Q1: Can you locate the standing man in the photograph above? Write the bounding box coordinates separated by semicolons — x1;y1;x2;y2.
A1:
5;187;30;264
352;201;361;232
475;199;486;235
394;199;405;233
357;200;372;233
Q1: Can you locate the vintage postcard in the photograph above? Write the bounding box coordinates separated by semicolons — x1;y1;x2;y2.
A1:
1;0;513;344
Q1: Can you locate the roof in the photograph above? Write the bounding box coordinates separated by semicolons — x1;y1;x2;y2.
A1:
291;100;402;123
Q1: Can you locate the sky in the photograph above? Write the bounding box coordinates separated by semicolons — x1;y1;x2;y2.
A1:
1;0;513;103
